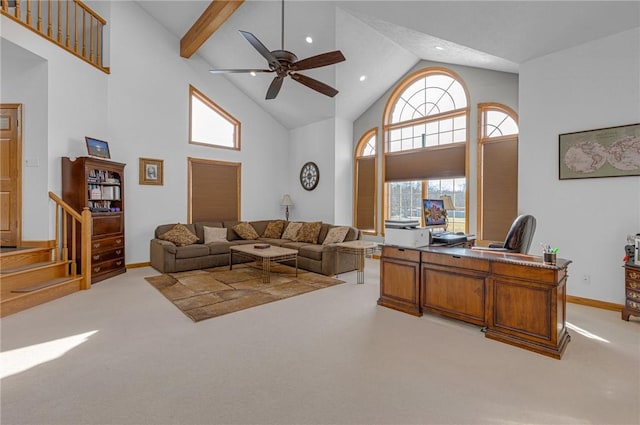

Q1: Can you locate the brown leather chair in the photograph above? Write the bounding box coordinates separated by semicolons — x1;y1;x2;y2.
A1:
475;214;537;254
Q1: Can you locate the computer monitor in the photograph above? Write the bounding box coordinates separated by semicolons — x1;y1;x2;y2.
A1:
423;199;446;227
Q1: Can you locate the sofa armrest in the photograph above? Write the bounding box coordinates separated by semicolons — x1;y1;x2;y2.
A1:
150;238;177;273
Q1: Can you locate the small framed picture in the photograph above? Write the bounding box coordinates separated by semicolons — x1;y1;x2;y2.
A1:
139;157;163;185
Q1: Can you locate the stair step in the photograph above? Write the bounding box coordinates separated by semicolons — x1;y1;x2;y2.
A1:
11;277;71;293
1;260;56;275
0;247;53;270
1;276;84;317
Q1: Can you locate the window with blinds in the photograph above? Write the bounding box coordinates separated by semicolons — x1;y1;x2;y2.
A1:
188;157;241;222
382;67;469;230
477;103;519;242
354;129;377;233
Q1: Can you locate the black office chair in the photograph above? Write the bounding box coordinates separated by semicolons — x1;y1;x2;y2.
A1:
475;214;537;254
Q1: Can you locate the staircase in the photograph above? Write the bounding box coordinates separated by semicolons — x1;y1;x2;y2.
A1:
0;192;92;317
0;247;83;317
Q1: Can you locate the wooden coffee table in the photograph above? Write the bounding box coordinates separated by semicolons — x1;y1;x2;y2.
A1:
229;245;298;283
335;240;379;284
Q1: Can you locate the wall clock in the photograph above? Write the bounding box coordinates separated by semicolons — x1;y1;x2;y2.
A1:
300;161;319;191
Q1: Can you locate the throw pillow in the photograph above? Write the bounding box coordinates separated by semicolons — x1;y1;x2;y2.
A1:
203;226;228;243
322;226;350;245
281;221;303;240
262;220;286;239
232;222;260;240
295;221;322;244
158;223;199;247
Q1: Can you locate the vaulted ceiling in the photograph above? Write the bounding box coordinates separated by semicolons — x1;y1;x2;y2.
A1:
137;1;640;129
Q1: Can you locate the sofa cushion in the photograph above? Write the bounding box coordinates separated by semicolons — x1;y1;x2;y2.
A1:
262;220;286;239
248;220;271;236
322;226;349;245
158;223;199;247
175;244;209;259
232;222;260;240
298;244;324;261
204;226;228;243
207;241;232;255
295;221;322;243
281;221;303;240
281;241;312;251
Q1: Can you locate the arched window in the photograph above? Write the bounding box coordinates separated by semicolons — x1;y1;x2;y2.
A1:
354;129;377;234
383;67;469;231
477;103;519;242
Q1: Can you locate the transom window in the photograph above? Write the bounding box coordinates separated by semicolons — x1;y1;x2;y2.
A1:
189;85;240;150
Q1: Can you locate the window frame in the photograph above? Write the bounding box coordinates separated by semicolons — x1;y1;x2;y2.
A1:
353;128;378;235
189;85;241;151
382;67;470;233
476;102;519;242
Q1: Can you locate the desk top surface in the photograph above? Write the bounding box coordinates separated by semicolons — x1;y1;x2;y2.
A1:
385;244;572;270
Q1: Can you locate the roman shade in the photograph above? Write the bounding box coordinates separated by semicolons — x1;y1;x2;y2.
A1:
189;157;240;223
384;143;465;182
355;156;376;230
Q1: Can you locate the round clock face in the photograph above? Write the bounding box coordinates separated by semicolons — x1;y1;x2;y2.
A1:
300;162;319;191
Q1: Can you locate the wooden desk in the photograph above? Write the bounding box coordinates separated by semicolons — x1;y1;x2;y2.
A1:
379;245;572;359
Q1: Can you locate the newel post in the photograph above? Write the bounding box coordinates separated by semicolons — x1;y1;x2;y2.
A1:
80;207;92;290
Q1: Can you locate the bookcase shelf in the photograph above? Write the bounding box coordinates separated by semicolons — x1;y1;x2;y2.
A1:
62;156;126;283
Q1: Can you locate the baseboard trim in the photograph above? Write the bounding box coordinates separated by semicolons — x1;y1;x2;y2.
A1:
567;295;623;312
127;262;151;269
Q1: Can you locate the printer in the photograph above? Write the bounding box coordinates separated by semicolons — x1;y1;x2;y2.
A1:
384;219;431;248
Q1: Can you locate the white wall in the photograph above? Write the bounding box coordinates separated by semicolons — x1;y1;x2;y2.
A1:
107;2;290;263
1;39;48;240
353;60;519;237
1;1;290;264
519;28;640;304
334;117;353;225
1;16;110;238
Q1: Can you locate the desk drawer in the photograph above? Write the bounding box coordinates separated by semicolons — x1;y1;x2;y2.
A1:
421;252;489;272
382;246;420;263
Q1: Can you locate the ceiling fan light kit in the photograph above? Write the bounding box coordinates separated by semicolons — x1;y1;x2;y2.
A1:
209;0;345;100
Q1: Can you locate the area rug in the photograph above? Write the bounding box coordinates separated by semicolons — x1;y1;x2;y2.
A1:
144;263;344;322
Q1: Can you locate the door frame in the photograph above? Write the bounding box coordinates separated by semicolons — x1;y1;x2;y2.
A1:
1;103;23;247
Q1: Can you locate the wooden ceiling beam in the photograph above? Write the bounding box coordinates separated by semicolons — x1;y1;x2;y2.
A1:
180;0;244;58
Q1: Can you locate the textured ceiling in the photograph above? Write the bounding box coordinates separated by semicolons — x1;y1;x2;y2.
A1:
137;0;640;129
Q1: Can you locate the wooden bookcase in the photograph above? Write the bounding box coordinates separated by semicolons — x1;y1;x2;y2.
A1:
61;156;126;283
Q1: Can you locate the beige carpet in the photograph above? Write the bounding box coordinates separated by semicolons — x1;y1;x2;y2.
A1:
145;263;344;322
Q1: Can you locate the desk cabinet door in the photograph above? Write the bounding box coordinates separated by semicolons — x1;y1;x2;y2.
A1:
378;256;421;316
421;265;488;326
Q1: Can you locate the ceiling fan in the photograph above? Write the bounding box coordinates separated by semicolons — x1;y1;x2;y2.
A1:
209;0;346;100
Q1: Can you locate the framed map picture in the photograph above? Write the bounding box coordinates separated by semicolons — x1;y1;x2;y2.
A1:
559;123;640;180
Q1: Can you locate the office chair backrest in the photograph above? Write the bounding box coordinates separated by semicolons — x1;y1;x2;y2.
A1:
503;214;537;254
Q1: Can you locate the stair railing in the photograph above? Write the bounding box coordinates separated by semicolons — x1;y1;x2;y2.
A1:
1;0;109;74
49;191;92;290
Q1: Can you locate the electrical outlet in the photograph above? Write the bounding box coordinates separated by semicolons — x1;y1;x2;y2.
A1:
582;275;591;285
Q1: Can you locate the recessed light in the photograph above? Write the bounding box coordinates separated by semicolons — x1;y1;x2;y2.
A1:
250;71;256;77
359;75;366;82
435;46;444;51
305;36;313;44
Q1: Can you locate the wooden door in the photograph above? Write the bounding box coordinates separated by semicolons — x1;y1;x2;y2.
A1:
0;105;22;247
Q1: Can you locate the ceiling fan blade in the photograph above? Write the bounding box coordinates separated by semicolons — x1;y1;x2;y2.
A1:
291;50;346;71
266;76;285;100
209;69;273;74
238;30;281;70
290;73;339;97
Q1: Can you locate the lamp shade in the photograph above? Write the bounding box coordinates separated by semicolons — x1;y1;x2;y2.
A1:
441;195;455;211
280;194;293;206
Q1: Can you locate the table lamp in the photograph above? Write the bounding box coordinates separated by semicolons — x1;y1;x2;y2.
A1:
441;195;455;231
281;194;293;221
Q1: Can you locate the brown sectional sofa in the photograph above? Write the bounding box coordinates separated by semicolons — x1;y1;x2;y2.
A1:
150;220;361;276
